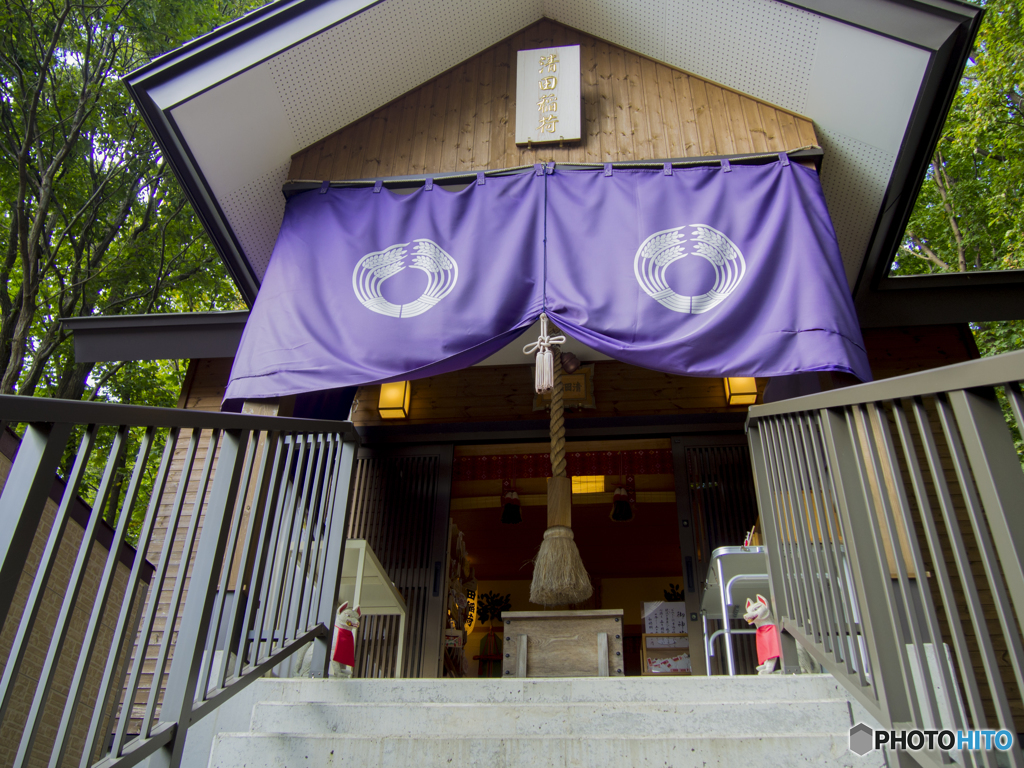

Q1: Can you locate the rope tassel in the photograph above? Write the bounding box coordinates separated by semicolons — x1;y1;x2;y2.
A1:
524;324;593;606
523;313;565;394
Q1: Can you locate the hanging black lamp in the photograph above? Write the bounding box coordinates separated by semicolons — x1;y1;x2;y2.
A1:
501;490;522;524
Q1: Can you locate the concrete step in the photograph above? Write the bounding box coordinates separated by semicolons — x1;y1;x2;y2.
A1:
209;733;860;768
250;699;853;738
242;673;853;705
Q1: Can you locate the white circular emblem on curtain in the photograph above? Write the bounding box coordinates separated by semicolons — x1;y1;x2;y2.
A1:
352;239;459;318
634;224;746;314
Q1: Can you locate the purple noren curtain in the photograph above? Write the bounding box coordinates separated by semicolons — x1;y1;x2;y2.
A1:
224;159;870;402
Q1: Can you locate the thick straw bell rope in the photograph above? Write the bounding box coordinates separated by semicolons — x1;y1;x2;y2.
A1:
527;326;593;606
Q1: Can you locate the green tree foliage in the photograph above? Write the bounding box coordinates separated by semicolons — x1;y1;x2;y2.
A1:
891;0;1024;359
0;0;254;406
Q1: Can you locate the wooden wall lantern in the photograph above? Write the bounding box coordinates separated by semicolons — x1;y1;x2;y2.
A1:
378;380;411;418
724;377;758;406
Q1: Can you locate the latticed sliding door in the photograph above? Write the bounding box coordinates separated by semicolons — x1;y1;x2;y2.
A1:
672;437;761;675
345;445;453;678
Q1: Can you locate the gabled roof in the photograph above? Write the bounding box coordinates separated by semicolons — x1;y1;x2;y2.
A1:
125;0;993;323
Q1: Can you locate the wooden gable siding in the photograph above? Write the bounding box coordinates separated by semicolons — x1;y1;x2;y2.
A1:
288;18;817;181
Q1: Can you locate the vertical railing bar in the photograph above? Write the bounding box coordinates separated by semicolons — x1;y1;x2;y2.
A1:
274;433;311;648
1005;380;1024;430
162;428;250;768
382;615;394;678
866;401;939;732
273;434;311;648
846;401;918;716
764;418;807;629
13;424;130;768
309;438;356;678
92;578;149;768
256;433;297;658
252;433;297;665
802;411;854;671
198;430;260;700
892;399;976;747
936;393;1024;761
822;407;892;704
816;409;871;687
283;434;317;643
221;428;273;688
786;413;831;649
770;421;806;630
303;436;335;634
264;433;305;655
140;428;221;736
0;421;74;627
777;416;825;644
798;411;845;661
770;416;811;632
848;402;927;727
912;397;997;760
750;421;793;625
948;386;1024;623
50;426;158;768
113;428;202;756
288;434;323;641
947;388;1024;705
313;435;342;630
792;412;838;655
80;428;173;765
0;424;98;725
294;434;323;636
314;437;343;619
236;431;288;680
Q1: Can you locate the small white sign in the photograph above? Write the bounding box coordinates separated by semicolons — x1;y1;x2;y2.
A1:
643;601;688;638
515;45;581;146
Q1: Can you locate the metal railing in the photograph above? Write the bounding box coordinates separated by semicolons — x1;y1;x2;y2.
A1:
0;396;358;768
747;350;1024;768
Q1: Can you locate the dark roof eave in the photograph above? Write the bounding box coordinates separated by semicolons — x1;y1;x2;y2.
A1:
62;311;249;362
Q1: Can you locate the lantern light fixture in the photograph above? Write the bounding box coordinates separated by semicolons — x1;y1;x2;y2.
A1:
724;377;758;406
378;380;411;419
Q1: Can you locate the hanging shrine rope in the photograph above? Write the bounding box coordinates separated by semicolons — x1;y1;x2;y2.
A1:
526;315;593;606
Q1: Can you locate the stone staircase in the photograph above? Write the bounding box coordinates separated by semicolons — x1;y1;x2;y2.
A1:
204;674;876;767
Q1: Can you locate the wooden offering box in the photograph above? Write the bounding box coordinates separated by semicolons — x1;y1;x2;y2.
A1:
501;610;625;678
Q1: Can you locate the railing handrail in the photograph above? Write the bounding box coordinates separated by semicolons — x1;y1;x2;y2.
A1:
748;347;1024;419
0;394;360;438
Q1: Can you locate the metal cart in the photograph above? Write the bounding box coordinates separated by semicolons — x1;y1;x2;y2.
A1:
701;545;771;676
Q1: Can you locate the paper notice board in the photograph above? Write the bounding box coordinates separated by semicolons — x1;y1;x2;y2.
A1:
642;601;690;674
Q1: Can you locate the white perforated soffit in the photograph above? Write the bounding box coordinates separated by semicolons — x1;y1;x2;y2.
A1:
169;0;930;284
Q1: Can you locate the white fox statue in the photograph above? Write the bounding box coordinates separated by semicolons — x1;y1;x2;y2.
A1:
743;594;782;675
296;601;361;678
